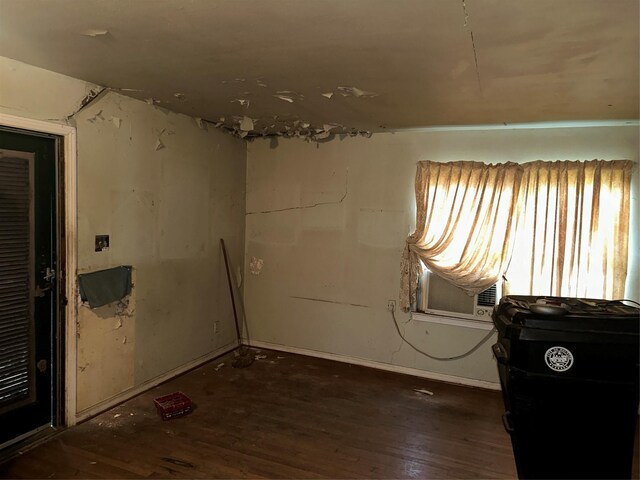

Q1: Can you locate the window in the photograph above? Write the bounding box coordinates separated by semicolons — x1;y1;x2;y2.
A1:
400;160;633;313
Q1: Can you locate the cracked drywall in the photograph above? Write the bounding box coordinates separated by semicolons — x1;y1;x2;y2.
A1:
461;0;483;96
244;126;639;385
246;169;348;215
290;296;370;309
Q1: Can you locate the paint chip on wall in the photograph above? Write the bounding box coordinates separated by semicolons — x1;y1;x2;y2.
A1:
81;29;109;37
273;94;294;103
337;86;379;98
240;116;254;131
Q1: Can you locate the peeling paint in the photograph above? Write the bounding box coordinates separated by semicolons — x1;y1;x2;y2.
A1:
337;86;378;98
231;98;250;108
240;116;254;131
87;110;105;123
81;29;109;37
213;116;372;144
273;94;294;103
110;116;121;128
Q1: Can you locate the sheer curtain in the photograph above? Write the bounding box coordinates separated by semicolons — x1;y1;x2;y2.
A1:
504;160;633;299
399;161;523;312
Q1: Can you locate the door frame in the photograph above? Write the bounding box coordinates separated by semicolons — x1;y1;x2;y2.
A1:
0;112;78;428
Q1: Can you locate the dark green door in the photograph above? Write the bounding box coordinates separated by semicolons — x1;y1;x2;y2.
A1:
0;128;59;446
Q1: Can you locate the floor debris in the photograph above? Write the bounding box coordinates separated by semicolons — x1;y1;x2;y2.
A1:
414;388;434;396
255;355;267;360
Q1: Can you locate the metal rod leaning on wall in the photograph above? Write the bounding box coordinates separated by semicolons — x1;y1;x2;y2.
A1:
220;238;254;368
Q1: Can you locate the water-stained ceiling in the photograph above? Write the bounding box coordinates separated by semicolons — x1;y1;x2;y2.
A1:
0;0;638;139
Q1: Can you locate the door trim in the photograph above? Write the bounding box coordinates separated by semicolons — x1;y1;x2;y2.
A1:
0;113;78;427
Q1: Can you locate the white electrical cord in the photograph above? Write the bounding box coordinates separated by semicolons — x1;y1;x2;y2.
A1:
391;309;496;361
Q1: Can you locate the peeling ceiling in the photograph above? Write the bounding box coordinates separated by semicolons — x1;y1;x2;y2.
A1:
0;0;638;139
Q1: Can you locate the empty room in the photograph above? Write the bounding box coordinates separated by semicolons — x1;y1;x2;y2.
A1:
0;0;638;478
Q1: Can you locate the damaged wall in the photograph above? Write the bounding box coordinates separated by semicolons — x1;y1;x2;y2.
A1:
244;126;639;384
0;56;246;413
73;91;246;412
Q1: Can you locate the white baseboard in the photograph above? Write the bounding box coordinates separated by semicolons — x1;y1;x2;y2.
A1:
75;341;238;423
249;340;501;391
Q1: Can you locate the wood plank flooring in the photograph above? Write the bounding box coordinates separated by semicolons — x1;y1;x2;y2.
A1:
0;348;637;479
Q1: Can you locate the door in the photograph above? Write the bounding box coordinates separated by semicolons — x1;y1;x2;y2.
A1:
0;128;59;446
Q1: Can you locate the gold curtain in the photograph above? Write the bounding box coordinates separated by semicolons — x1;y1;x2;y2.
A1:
399;161;523;312
504;160;633;299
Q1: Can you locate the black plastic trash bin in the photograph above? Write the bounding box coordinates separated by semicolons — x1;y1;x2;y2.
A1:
492;295;639;479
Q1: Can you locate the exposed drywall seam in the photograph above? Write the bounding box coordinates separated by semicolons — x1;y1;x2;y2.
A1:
290;296;370;309
246;169;349;215
462;0;483;96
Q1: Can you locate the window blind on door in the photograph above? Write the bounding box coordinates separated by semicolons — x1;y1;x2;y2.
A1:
0;154;35;413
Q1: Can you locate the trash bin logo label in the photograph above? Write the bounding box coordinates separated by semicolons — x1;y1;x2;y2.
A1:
544;346;574;372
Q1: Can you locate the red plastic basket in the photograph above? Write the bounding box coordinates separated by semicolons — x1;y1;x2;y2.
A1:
153;392;192;420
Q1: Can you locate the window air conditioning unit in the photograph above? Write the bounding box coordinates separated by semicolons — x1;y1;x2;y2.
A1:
416;270;500;321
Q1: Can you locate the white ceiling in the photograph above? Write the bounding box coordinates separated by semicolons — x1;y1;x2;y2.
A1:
0;0;638;138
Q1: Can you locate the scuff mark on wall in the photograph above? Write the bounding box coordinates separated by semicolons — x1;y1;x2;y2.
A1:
290;296;370;309
246;169;349;215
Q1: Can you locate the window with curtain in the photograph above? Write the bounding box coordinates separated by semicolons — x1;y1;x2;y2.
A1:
400;159;633;312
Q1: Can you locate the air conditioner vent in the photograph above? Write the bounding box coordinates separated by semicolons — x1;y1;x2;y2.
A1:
476;284;497;307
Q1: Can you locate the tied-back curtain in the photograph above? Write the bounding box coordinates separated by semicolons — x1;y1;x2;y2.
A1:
399;161;523;312
504;160;633;299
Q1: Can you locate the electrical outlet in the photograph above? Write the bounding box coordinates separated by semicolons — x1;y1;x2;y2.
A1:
213;321;220;334
387;300;396;312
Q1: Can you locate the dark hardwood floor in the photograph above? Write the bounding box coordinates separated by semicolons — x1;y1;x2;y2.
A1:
1;348;637;479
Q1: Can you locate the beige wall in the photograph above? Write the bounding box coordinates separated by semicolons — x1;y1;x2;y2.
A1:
0;57;246;413
245;126;639;384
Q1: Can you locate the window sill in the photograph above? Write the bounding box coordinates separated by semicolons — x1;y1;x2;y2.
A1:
411;312;494;331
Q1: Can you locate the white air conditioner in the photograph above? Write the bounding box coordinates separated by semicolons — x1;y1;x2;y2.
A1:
416;269;500;321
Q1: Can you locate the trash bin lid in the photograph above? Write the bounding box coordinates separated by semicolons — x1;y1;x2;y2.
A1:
494;296;640;335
